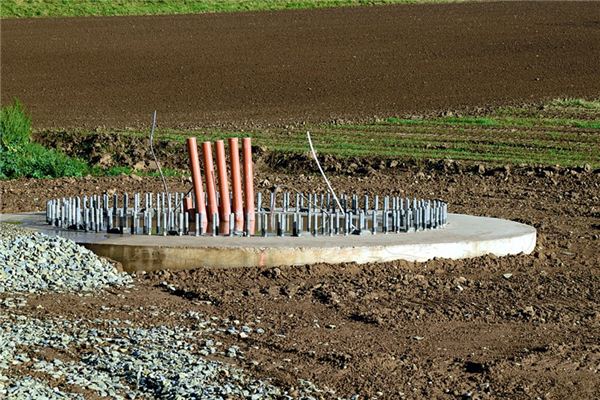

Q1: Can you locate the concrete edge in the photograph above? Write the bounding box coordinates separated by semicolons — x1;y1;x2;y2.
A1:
82;230;536;272
2;212;537;272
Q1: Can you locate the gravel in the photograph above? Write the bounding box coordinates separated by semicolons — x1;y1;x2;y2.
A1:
0;312;331;399
0;223;132;293
0;223;335;399
3;375;84;400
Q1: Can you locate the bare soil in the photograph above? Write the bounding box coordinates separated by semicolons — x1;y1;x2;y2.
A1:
2;1;600;397
2;1;600;130
2;166;599;399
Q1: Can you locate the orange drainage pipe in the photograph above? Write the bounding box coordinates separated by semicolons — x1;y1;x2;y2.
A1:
215;140;231;235
202;141;219;232
242;137;255;235
186;137;207;233
228;137;244;232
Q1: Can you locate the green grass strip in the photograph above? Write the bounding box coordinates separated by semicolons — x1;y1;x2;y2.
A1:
106;125;598;168
2;0;461;18
383;116;600;130
35;96;600;170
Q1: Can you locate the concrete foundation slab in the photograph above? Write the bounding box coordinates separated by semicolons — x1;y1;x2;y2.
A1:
1;213;536;272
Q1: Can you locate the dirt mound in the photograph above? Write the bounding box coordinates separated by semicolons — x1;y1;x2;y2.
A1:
33;130;185;171
34;129;597;179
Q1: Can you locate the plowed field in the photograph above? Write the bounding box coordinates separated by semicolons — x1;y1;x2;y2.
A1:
2;1;600;129
1;1;600;399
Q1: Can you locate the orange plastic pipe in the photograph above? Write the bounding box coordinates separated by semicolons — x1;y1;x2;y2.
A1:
202;141;219;230
228;137;244;231
186;137;207;232
242;137;255;235
215;140;231;235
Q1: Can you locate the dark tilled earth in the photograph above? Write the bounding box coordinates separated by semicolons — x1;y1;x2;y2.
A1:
2;166;599;399
2;1;600;129
2;0;600;397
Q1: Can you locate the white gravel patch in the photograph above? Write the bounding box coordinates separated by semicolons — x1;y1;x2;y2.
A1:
0;223;337;399
0;312;332;399
0;223;132;293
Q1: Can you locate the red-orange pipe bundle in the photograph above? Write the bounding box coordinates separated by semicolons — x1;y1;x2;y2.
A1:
242;137;255;235
229;137;244;232
186;137;207;232
215;140;231;235
202;141;219;231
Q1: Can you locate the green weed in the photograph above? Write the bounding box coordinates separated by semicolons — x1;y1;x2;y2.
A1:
0;100;89;179
0;99;30;152
103;166;134;176
548;98;600;110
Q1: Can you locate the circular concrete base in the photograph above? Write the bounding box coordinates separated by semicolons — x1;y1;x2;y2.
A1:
2;212;536;272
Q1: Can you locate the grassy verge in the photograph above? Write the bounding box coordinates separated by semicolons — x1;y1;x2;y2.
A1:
383;115;600;130
0;100;89;179
96;101;600;168
104;98;598;169
0;100;184;179
2;0;460;18
15;97;600;177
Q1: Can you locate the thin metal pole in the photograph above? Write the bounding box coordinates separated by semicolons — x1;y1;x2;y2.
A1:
306;131;343;214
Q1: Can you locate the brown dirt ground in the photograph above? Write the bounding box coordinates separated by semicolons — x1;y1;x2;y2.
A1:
2;165;599;399
2;1;600;397
2;1;600;130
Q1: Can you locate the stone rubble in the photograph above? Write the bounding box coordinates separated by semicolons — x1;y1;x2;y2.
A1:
0;223;334;399
0;313;329;399
0;223;132;293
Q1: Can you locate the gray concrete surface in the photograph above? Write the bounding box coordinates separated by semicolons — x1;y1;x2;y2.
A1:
1;213;536;271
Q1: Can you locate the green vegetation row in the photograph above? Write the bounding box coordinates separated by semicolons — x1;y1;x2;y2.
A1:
0;100;89;179
2;0;459;18
107;98;597;168
3;97;598;180
0;100;182;179
383;115;600;130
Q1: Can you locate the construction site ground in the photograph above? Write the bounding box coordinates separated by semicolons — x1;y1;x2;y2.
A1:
1;1;599;398
2;166;599;398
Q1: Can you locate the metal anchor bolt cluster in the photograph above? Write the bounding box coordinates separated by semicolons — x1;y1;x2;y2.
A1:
45;191;448;237
44;136;447;238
